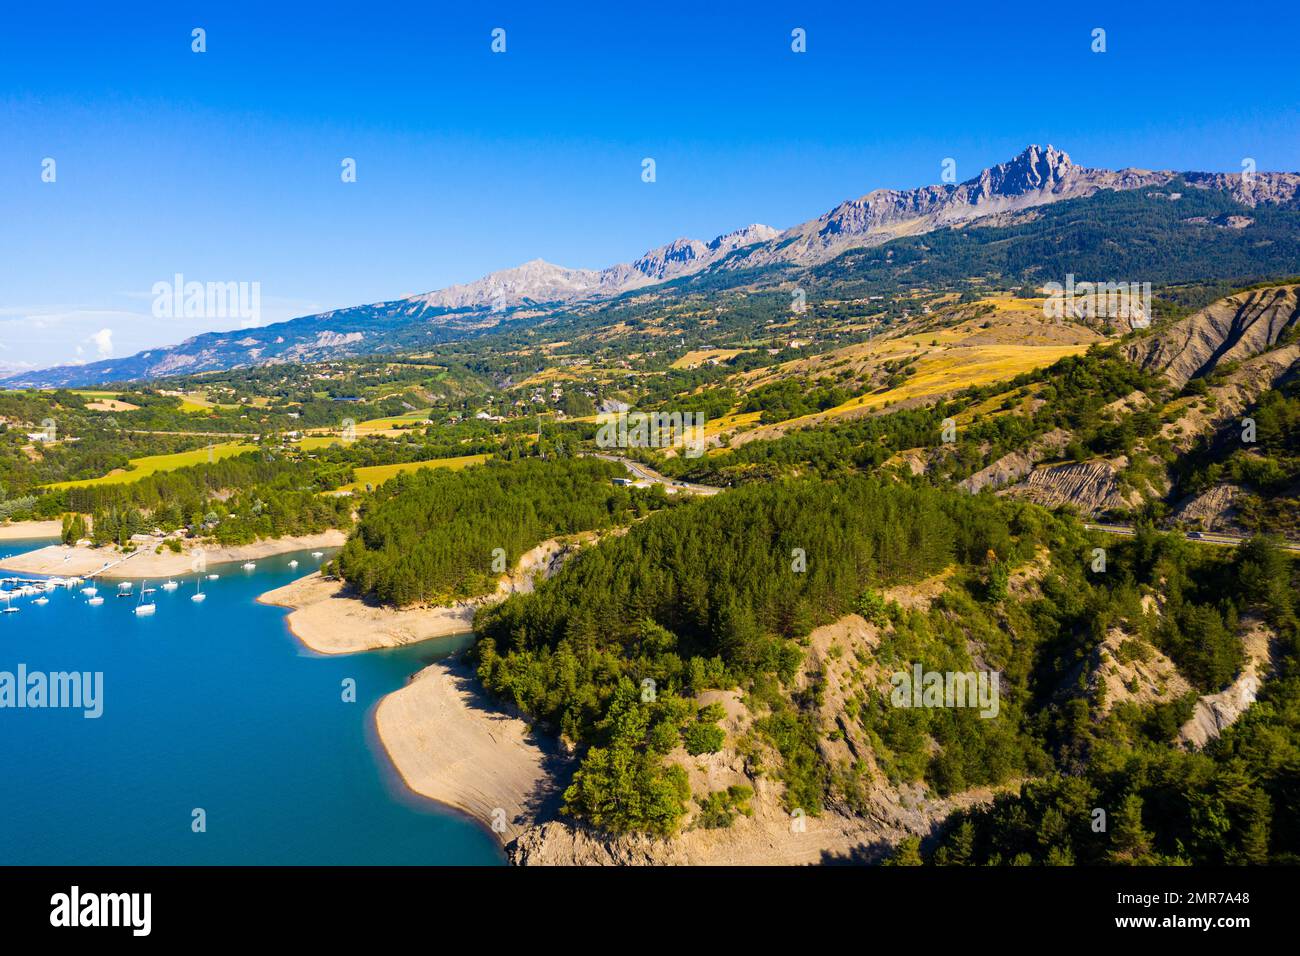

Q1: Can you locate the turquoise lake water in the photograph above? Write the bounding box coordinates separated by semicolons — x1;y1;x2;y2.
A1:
0;538;504;865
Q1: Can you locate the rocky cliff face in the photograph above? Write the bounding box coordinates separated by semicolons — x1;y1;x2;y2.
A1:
1172;483;1246;532
1179;618;1274;749
1002;458;1142;516
1123;285;1300;388
1184;171;1300;209
958;428;1072;494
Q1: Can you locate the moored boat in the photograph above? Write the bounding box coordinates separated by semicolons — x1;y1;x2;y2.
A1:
134;582;157;616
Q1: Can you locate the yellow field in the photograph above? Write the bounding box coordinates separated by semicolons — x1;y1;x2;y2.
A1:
85;399;140;412
338;454;489;492
178;395;215;413
705;410;761;436
356;410;433;432
302;409;434;442
157;389;217;412
671;349;745;369
728;343;1091;449
816;345;1090;420
46;441;256;489
297;436;342;450
518;368;580;387
974;295;1049;313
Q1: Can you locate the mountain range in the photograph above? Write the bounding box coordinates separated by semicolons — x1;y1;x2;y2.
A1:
7;145;1300;389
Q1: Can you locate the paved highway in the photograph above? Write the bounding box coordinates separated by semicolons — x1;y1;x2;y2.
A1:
1085;523;1300;553
588;453;723;496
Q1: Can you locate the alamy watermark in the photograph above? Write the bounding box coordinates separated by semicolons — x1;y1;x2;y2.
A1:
595;409;706;459
50;886;150;936
1;664;103;718
1043;275;1150;330
889;664;1000;718
151;273;261;324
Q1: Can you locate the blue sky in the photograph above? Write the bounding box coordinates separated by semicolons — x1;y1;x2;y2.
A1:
2;1;1298;370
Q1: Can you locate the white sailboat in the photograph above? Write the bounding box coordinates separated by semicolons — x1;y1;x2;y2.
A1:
2;592;17;614
191;578;206;603
288;559;299;569
162;580;179;592
134;582;156;616
88;594;105;606
311;551;323;558
81;585;98;596
207;573;220;580
34;596;49;605
242;562;256;570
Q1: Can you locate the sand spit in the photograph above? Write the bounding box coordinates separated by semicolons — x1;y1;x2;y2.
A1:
258;572;479;655
259;535;584;656
0;520;62;541
374;660;563;843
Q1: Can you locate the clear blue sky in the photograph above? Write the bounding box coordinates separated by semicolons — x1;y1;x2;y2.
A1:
2;0;1298;370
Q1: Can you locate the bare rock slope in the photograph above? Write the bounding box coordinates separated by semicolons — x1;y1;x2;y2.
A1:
1124;285;1300;388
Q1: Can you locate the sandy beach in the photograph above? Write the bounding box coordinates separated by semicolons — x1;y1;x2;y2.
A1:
0;530;346;579
0;520;62;541
374;659;561;843
259;535;584;655
258;572;480;654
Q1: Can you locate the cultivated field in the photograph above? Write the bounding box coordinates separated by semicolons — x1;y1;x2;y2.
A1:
45;441;256;489
337;454;490;492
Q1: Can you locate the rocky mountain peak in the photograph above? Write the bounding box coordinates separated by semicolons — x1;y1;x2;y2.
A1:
630;225;777;281
707;224;780;251
984;144;1074;193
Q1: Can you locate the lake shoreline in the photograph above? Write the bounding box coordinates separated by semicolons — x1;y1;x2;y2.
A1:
258;535;580;656
0;530;347;579
0;537;503;865
258;538;587;847
259;573;551;848
372;658;560;847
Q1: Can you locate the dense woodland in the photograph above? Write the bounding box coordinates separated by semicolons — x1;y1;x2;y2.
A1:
470;469;1298;854
475;477;1047;833
53;452;353;546
896;533;1299;865
335;457;673;605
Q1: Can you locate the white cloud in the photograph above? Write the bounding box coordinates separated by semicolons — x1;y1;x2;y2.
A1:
0;294;331;370
90;328;114;358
